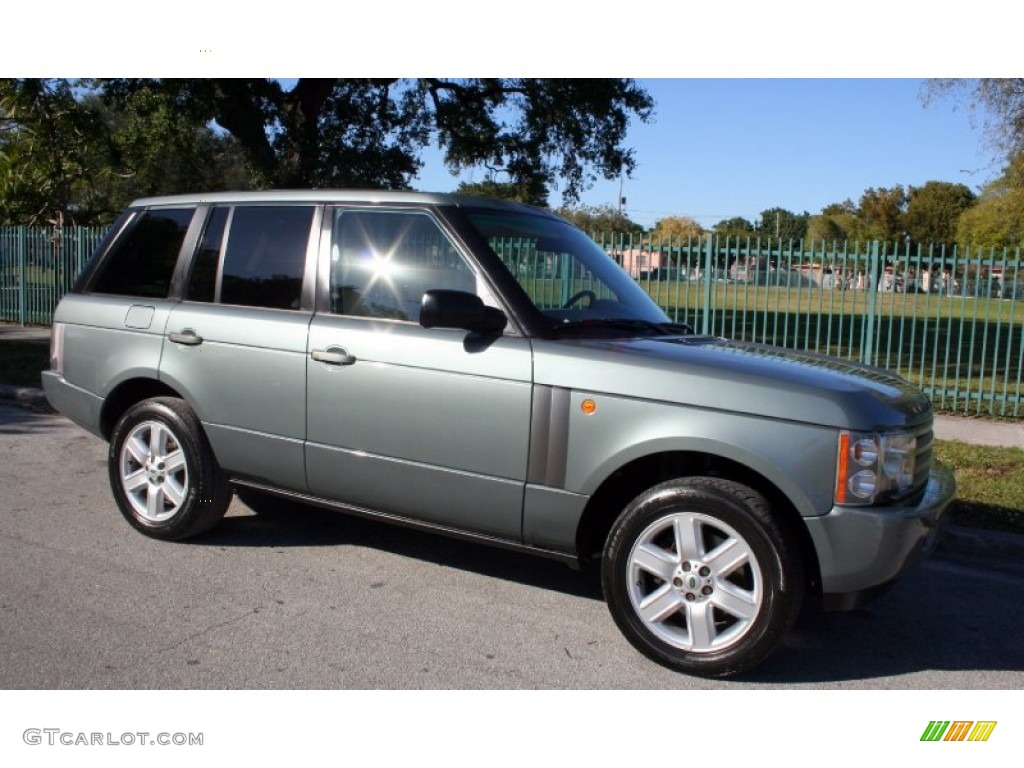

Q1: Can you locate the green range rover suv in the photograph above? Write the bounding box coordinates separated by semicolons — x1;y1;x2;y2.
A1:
43;190;955;677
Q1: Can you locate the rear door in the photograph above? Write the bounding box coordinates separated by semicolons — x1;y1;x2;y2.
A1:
160;204;318;491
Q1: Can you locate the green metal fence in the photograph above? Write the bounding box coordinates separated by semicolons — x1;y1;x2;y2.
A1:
1;225;1021;417
0;225;107;325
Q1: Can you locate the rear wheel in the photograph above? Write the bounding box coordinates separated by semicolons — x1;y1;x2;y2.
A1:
602;477;803;678
108;397;231;540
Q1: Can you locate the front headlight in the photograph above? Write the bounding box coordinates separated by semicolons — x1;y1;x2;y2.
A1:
835;429;918;505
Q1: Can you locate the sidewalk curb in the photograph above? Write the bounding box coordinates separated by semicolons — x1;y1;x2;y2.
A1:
934;415;1024;449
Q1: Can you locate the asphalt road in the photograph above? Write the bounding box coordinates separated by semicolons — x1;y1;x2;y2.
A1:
1;404;1022;689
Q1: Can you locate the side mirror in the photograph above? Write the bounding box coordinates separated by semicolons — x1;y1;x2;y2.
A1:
420;290;507;335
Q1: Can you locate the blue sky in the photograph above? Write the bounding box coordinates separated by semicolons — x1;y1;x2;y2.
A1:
414;79;998;230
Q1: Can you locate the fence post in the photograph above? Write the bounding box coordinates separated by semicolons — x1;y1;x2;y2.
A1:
701;234;714;335
17;226;28;326
859;241;881;366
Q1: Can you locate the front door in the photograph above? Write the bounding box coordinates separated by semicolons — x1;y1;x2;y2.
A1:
305;207;533;540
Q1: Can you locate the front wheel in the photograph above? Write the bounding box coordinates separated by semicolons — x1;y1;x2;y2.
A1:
602;477;803;678
108;397;231;540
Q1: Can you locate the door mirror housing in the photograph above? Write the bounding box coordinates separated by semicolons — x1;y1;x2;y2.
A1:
420;290;507;335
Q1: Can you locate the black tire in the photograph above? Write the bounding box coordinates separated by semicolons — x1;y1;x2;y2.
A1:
602;477;803;678
108;397;231;541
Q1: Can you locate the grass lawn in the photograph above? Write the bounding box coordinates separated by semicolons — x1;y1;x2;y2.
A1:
934;440;1024;534
642;282;1024;325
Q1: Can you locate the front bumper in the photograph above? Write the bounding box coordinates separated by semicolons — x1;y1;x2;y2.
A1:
804;461;956;610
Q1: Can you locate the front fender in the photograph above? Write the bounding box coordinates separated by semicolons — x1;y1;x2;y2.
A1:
562;391;837;518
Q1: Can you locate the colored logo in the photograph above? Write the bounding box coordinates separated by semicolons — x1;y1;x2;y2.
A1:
920;721;997;742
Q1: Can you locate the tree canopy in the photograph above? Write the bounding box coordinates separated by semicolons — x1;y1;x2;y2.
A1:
712;216;755;239
1;79;104;224
651;215;704;242
904;181;975;246
1;78;249;224
1;78;653;225
755;207;809;240
102;79;652;196
805;214;848;243
925;79;1024;158
956;152;1024;248
854;186;908;242
556;204;644;237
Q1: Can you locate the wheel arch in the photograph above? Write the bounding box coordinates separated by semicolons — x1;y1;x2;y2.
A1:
99;377;187;441
574;450;822;599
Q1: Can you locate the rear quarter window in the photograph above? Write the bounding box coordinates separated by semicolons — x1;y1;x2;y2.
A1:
90;208;194;298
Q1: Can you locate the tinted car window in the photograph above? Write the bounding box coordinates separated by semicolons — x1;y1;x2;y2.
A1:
90;208;193;298
331;210;476;322
220;206;313;310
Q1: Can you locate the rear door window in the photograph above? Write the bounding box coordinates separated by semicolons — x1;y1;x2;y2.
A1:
220;206;313;310
183;205;315;310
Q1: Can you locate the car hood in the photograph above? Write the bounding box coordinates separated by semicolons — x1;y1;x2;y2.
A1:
532;335;933;431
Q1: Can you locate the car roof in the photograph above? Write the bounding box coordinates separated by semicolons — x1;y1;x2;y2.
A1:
128;189;560;219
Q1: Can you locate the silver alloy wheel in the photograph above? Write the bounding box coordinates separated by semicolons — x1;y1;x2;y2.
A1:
626;511;763;653
118;419;189;523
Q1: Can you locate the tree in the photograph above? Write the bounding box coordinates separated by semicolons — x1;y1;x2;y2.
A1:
1;78;250;224
556;204;643;237
806;214;847;243
0;79;105;223
956;152;1024;249
807;200;859;242
904;181;975;246
84;89;250;220
925;79;1024;158
712;216;755;239
821;199;857;216
98;78;653;204
651;215;704;242
856;186;907;242
754;207;808;240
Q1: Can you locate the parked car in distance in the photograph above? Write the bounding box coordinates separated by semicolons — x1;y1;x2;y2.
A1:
638;267;686;282
43;191;955;678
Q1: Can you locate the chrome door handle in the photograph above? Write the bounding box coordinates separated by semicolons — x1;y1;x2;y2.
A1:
168;330;203;346
311;347;356;366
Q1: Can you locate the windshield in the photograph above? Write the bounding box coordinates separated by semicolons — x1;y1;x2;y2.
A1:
465;210;680;337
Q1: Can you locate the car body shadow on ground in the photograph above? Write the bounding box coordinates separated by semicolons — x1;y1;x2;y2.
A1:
0;405;64;435
197;491;605;602
203;490;1023;686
